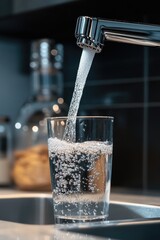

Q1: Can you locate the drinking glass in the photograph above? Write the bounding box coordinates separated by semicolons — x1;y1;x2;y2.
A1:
47;116;114;224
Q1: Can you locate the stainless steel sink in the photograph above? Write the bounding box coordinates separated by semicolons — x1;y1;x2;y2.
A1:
0;193;160;226
0;193;54;225
63;218;160;240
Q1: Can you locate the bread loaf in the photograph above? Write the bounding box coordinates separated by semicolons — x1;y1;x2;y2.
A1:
12;144;51;191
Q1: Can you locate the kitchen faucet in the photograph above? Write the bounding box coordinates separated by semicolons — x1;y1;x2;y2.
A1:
75;16;160;52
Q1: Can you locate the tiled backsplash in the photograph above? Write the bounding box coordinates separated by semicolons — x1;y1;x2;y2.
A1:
64;42;160;191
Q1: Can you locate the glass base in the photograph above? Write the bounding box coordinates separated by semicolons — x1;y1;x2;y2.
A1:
54;215;108;224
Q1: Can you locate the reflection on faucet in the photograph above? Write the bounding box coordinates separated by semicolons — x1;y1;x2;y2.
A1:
75;16;160;53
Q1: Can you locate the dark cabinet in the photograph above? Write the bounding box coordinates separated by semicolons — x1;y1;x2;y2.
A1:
0;0;159;40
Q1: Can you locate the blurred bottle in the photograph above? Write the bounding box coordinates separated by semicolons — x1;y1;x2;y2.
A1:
0;116;12;187
12;39;68;191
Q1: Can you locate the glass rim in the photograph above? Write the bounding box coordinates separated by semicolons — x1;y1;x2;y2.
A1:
46;115;114;121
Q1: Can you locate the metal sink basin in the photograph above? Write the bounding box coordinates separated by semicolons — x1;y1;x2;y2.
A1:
64;219;160;240
0;193;54;225
0;193;160;226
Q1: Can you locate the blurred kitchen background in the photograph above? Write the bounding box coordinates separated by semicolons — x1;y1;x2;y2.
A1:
0;0;160;191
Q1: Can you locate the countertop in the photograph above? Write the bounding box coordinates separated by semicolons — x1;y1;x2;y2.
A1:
0;187;160;240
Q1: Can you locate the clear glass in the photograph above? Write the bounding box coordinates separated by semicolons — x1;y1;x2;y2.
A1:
47;116;114;224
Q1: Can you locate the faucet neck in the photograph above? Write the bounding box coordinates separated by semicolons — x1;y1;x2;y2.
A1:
75;16;160;53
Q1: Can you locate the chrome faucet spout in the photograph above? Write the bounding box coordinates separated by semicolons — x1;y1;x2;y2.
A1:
75;16;160;53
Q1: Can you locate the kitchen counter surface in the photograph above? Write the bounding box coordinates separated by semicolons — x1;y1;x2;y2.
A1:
0;187;160;240
0;220;108;240
111;188;160;206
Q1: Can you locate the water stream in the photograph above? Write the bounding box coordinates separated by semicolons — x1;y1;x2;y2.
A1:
63;48;95;142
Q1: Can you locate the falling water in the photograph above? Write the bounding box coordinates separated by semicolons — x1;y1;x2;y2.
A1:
63;48;95;141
